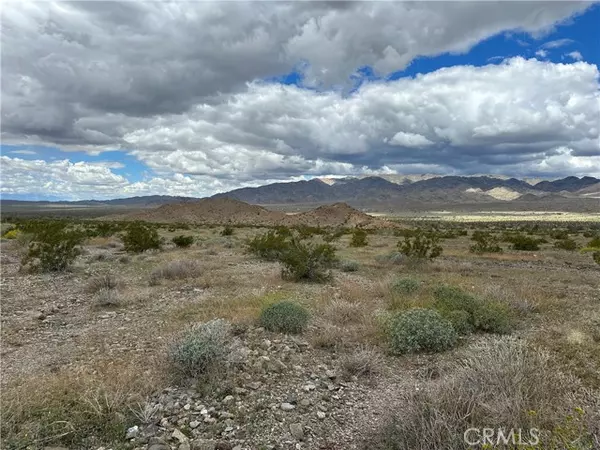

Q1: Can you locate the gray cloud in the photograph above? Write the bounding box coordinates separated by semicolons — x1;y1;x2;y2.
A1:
1;1;598;199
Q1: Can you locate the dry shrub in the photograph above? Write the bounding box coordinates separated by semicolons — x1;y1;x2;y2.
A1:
322;299;366;326
86;273;122;294
340;346;383;379
369;336;599;450
1;360;163;449
94;289;121;308
150;259;201;284
481;284;539;314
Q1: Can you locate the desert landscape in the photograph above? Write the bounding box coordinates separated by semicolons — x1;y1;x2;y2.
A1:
1;196;599;450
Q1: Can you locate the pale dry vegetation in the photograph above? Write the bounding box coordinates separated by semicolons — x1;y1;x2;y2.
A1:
1;218;599;449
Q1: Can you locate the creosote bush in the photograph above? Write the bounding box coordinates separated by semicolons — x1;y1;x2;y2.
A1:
21;222;84;272
172;235;194;248
246;230;289;261
279;238;337;282
469;231;503;254
388;308;457;354
122;222;161;253
553;238;577;251
587;237;600;249
259;301;309;334
509;234;541;251
349;228;368;247
397;230;442;260
169;319;232;379
221;225;234;236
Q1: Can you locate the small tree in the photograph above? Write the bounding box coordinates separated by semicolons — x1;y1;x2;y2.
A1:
122;222;161;253
349;228;368;247
397;230;442;259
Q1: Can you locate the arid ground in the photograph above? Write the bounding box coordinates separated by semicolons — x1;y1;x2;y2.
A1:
1;216;599;450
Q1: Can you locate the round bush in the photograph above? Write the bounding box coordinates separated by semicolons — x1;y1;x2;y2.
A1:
391;277;420;295
340;260;360;272
259;301;310;334
389;308;458;354
443;309;473;335
433;285;480;316
472;302;513;335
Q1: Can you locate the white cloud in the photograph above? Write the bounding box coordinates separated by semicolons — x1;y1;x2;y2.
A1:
541;38;575;49
535;49;548;58
566;50;584;61
8;150;37;155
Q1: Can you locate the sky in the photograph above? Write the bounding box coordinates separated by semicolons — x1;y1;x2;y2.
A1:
1;1;599;201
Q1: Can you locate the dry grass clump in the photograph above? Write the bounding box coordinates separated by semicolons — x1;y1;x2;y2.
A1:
86;273;123;294
322;299;366;326
1;360;163;449
340;346;383;379
149;259;201;285
369;336;599;450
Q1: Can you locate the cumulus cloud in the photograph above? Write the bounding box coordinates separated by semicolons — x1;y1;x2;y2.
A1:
1;1;598;199
125;57;600;177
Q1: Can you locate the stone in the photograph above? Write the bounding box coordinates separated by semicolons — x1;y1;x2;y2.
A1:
190;439;216;450
233;387;248;395
303;383;316;392
215;442;233;450
189;420;201;429
172;428;189;443
280;402;296;411
248;381;261;390
325;370;336;379
179;443;191;450
147;437;171;450
125;425;139;439
299;399;311;407
317;411;326;420
289;423;304;440
222;395;234;404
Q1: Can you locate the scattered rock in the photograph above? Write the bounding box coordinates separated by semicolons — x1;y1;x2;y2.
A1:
191;440;216;450
125;425;139;439
172;428;189;443
189;420;201;429
147;437;171;450
317;411;326;420
280;402;296;411
290;423;304;440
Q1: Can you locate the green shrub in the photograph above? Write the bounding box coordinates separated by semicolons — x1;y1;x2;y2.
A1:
340;260;360;272
469;231;503;254
2;228;19;240
122;222;161;253
509;234;541;251
550;230;570;240
246;230;289;261
279;238;337;282
349;228;368;247
553;238;577;251
391;277;420;295
433;285;480;317
587;237;600;249
21;222;83;272
388;308;457;354
259;301;309;334
397;230;442;259
221;225;234;236
169;319;232;378
593;252;600;266
172;235;194;248
472;301;514;334
443;309;473;335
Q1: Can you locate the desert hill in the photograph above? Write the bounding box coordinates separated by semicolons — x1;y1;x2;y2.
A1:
110;198;390;228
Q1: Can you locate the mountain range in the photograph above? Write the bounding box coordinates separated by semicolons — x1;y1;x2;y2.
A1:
1;175;599;213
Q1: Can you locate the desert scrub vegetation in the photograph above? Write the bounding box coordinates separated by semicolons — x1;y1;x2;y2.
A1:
279;238;337;282
246;229;290;261
1;362;160;449
506;233;542;251
221;225;234;236
169;319;235;380
397;230;442;260
553;237;578;251
349;228;368;247
340;346;383;379
340;259;360;272
259;301;310;334
20;221;84;272
369;337;599;450
149;259;201;284
469;230;503;253
122;222;161;253
391;277;420;295
433;284;514;335
388;308;457;354
172;234;194;248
